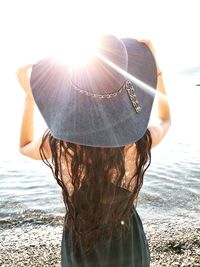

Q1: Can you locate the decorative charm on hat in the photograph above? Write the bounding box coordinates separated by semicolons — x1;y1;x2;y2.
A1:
124;80;141;113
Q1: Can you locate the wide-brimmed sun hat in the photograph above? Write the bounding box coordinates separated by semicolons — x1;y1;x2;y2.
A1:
30;35;157;147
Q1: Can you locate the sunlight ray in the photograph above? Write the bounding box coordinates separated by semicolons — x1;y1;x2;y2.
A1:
97;53;156;97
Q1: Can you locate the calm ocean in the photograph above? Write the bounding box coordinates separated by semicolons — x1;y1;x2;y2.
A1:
1;76;200;226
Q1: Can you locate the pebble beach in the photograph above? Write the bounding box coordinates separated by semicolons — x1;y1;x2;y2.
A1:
0;218;199;267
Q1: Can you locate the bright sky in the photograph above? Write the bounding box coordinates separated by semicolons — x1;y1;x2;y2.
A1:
0;0;199;158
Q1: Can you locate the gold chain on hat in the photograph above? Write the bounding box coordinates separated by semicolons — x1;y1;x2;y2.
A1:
70;79;141;113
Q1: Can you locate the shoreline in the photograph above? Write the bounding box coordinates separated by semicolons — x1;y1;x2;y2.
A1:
0;219;199;267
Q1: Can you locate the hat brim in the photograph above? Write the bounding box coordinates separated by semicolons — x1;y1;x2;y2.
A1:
30;38;157;147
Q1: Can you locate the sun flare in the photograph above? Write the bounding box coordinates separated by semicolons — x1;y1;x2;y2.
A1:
53;34;99;67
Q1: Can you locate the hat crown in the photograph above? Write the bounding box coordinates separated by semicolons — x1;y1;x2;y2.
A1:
31;36;157;147
70;35;128;94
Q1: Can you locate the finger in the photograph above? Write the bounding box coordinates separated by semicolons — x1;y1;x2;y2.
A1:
138;39;151;46
24;64;33;70
17;64;33;74
16;65;33;81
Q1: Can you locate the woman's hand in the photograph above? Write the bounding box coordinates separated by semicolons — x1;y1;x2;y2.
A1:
16;64;34;100
139;39;161;74
139;39;156;57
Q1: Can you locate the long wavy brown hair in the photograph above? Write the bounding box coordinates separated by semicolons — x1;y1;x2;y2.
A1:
40;129;152;255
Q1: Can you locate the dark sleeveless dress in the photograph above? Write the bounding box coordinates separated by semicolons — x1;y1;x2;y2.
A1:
61;183;150;267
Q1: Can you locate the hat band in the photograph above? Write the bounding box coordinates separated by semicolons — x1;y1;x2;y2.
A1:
70;79;141;113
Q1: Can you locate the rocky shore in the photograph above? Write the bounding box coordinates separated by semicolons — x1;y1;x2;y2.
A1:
143;219;200;267
0;218;199;267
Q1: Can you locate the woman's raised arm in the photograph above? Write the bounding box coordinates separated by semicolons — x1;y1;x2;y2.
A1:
140;40;171;148
17;65;51;159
